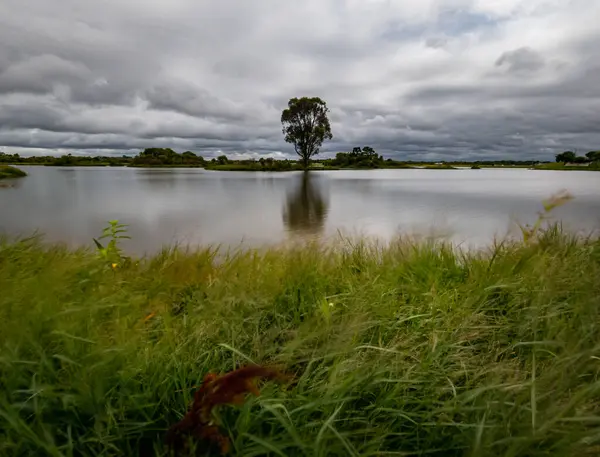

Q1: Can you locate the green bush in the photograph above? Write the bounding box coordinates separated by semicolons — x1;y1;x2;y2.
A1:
0;165;27;179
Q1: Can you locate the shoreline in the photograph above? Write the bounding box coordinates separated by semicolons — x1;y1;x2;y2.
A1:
7;163;599;172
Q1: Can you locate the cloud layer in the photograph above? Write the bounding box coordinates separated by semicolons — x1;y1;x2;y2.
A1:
1;0;599;160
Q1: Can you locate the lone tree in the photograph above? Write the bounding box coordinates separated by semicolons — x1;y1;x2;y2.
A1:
281;97;333;169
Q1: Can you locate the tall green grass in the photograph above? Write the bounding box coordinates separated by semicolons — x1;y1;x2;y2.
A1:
1;227;599;456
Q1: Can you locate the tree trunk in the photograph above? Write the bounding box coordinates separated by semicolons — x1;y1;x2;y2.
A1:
302;154;310;170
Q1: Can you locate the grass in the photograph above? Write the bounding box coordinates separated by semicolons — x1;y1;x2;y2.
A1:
0;165;27;179
1;225;599;456
383;163;415;169
423;164;457;170
534;162;600;171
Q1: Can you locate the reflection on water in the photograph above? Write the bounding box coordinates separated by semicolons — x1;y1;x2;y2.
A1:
137;168;179;189
1;166;599;254
0;179;24;189
283;172;329;235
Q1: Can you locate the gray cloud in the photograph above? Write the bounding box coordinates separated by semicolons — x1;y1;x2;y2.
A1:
425;36;448;49
495;47;545;73
1;0;599;160
0;55;92;95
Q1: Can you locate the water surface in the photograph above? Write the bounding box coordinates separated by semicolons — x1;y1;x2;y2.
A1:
1;166;599;253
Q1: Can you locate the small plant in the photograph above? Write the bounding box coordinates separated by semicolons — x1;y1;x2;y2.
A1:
93;220;131;267
519;190;573;242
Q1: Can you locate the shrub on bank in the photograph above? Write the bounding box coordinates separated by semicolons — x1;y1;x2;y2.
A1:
0;165;27;179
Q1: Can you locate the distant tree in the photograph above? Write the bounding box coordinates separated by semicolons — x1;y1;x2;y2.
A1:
54;154;75;166
362;146;376;157
134;148;178;165
334;152;350;167
331;146;384;169
140;148;177;158
555;151;577;163
181;151;204;165
281;97;333;169
217;155;228;165
586;151;600;162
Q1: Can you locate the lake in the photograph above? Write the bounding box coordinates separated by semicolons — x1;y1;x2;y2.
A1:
1;166;599;254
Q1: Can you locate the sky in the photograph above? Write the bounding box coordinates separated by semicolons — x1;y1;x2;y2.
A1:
0;0;599;161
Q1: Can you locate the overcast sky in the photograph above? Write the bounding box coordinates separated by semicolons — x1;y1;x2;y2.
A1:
1;0;599;161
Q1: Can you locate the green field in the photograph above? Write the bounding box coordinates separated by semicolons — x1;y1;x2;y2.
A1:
1;221;599;456
534;163;600;171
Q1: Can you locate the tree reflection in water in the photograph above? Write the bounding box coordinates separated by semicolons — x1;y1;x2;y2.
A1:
283;171;329;235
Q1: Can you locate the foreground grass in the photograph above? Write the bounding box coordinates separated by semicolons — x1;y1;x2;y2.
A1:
1;230;599;456
0;165;27;179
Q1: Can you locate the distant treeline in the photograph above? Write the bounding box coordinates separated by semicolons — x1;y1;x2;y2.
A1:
0;147;406;170
3;147;600;171
0;152;135;167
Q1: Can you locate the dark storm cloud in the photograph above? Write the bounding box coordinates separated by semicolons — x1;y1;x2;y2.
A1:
0;55;92;95
1;0;599;160
0;129;287;155
143;80;281;125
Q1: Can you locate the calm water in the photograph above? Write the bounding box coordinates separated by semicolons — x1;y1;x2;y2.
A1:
1;166;599;253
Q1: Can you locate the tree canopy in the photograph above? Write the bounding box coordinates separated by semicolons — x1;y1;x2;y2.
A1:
132;148;205;166
332;146;385;168
281;97;333;169
586;151;600;162
555;151;577;163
